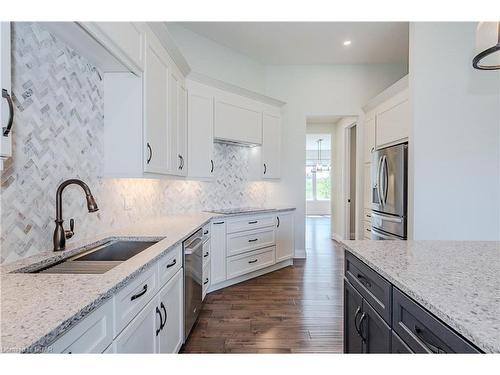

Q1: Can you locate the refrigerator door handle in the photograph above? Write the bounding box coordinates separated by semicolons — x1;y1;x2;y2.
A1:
376;155;384;206
382;155;389;205
371;227;401;240
371;211;403;223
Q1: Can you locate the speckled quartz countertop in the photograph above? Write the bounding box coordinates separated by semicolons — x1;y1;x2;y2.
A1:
0;208;295;353
338;240;500;353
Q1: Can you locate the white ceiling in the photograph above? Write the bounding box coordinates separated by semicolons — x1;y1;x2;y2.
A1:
174;22;409;65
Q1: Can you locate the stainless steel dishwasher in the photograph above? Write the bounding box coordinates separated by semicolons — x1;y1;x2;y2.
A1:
183;229;203;341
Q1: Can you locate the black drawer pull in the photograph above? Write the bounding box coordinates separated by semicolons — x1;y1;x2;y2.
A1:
414;325;445;353
130;284;148;301
155;306;162;336
248;221;258;224
204;230;209;235
160;302;167;330
357;273;372;288
248;259;258;264
214;221;224;225
248;238;258;242
166;259;176;268
204;252;209;258
354;306;362;336
204;278;209;285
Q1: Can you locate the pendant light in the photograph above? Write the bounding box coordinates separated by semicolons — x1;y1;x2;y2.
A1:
473;22;500;70
315;138;330;172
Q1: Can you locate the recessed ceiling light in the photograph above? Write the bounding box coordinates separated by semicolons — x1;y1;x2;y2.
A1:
343;40;352;46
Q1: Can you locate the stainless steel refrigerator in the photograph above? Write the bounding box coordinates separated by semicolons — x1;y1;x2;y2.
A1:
371;143;408;240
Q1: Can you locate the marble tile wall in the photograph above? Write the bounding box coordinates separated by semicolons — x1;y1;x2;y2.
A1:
0;23;267;264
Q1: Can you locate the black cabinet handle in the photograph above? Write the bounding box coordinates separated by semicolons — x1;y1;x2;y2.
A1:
204;251;209;258
130;284;148;301
357;273;372;288
155;306;162;336
160;302;167;330
414;325;445;353
166;259;176;269
248;238;258;242
263;163;267;174
354;306;362;336
358;312;367;341
213;221;224;225
2;89;14;137
146;143;152;164
178;154;184;170
204;230;209;235
248;220;257;224
277;216;280;228
248;259;258;264
210;159;214;173
204;278;209;285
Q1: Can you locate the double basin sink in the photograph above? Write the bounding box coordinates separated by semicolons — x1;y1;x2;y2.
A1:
29;240;159;274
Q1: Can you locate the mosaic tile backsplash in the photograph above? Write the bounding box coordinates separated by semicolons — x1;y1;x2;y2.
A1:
0;23;267;264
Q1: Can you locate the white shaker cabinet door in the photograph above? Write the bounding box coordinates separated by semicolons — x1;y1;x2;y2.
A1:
376;99;409;148
364;116;375;164
113;296;160;354
187;82;214;178
275;212;294;262
143;32;170;175
262;112;281;179
157;269;184;354
210;220;227;284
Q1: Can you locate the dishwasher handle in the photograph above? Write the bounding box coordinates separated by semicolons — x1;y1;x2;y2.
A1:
184;238;203;255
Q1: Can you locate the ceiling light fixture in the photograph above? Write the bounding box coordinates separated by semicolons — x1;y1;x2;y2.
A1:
343;40;352;46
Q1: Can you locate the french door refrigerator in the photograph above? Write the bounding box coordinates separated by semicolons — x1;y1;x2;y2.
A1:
371;143;408;240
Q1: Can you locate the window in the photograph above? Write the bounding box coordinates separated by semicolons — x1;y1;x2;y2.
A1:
306;134;331;201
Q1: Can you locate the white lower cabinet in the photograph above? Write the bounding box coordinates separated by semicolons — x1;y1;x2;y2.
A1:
157;269;184;354
275;212;295;262
226;247;275;279
50;298;114;354
210;220;227;284
113;296;160;354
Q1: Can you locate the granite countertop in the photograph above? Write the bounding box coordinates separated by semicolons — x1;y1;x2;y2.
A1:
338;240;500;353
0;208;296;353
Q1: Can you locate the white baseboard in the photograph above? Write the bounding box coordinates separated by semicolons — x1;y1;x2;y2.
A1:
294;248;307;258
207;258;294;293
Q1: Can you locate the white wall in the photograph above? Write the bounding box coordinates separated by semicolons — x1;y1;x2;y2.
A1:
166;24;266;94
409;22;500;240
265;64;408;255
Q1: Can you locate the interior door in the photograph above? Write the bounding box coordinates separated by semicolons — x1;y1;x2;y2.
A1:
143;33;169;174
344;280;364;353
158;269;184;353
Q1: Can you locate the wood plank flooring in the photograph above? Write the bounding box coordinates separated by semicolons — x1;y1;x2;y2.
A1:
181;216;344;353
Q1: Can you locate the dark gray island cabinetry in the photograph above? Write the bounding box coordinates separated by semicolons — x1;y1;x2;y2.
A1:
343;250;481;353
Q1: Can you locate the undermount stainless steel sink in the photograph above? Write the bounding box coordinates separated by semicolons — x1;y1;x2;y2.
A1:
32;240;159;274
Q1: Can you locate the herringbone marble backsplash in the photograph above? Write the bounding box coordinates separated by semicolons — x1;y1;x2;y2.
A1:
0;23;267;264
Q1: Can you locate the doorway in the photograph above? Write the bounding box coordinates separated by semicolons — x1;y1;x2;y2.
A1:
344;122;357;240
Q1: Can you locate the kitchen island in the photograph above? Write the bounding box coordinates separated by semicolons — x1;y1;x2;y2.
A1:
338;240;500;353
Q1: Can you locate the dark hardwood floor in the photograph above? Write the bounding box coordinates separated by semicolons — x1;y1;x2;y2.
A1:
181;216;344;353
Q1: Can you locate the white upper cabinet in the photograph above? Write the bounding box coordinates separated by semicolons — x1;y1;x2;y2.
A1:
375;93;409;148
1;22;12;167
214;91;263;145
175;83;188;176
80;22;145;74
187;80;215;179
143;31;170;174
261;110;281;179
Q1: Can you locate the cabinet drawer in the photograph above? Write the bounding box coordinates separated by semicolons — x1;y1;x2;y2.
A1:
202;261;210;300
157;244;182;289
345;251;391;324
392;288;480;353
202;240;211;268
226;215;275;234
50;298;113;353
391;331;413;353
227;227;275;257
114;265;158;337
227;246;275;279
